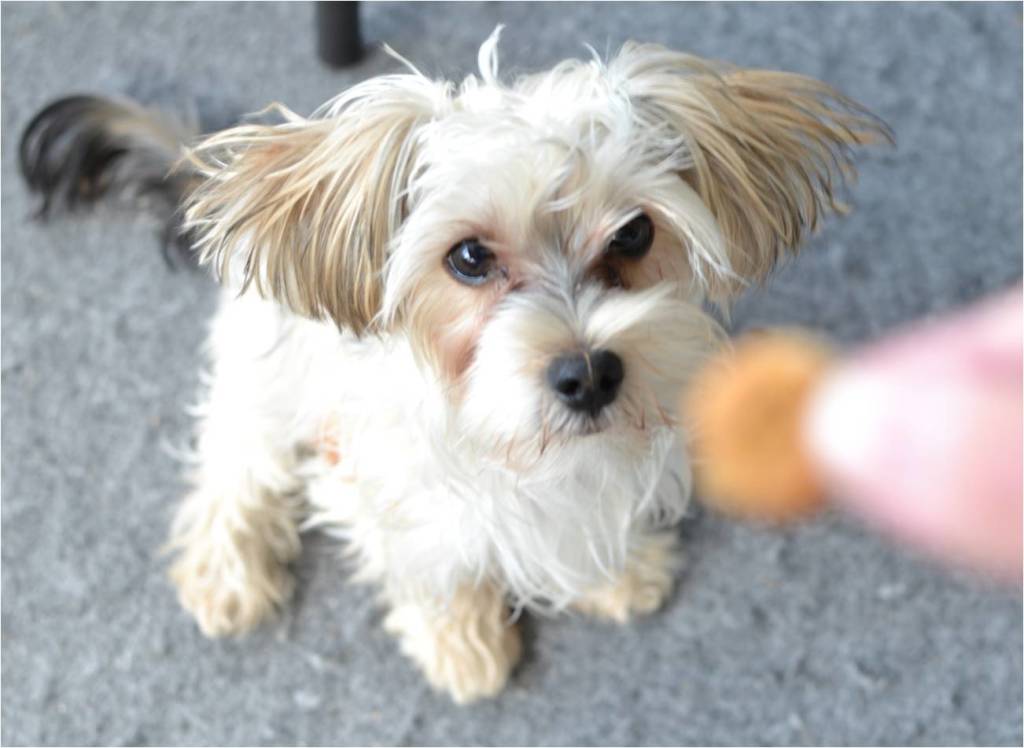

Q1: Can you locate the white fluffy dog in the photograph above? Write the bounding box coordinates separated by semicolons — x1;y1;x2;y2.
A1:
20;30;887;703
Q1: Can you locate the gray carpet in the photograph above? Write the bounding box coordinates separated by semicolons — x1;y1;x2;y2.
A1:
2;3;1021;745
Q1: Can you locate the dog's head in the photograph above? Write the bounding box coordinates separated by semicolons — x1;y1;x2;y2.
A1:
185;30;888;464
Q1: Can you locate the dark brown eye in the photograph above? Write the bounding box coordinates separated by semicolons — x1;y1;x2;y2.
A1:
609;213;654;258
446;239;494;285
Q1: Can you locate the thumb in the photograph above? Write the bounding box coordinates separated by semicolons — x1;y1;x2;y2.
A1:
804;288;1022;582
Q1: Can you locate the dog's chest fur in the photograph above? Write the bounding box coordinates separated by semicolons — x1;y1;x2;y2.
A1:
209;286;690;608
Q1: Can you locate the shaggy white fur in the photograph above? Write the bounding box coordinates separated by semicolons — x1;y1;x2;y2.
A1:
160;28;885;702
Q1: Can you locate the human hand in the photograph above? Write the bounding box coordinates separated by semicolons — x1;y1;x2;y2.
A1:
805;287;1022;582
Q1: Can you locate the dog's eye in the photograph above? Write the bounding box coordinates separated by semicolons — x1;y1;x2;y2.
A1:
609;213;654;258
446;239;495;285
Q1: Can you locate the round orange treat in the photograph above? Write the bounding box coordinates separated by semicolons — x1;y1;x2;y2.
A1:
683;332;833;521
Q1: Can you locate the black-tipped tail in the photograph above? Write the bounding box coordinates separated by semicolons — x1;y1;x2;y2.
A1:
19;95;200;263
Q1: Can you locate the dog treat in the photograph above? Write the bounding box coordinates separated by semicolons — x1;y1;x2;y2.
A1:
683;332;833;521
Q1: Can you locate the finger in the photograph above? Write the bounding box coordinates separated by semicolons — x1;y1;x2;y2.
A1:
804;288;1023;582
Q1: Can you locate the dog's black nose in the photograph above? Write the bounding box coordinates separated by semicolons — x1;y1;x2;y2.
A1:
547;349;624;416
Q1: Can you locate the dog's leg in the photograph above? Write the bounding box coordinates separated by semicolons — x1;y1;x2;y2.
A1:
383;582;522;704
572;529;683;623
167;297;305;637
167;391;302;637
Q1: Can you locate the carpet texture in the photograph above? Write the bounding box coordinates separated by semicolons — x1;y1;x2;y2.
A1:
2;3;1021;745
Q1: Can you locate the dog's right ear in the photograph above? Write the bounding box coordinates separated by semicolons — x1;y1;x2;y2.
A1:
611;44;892;299
185;75;450;334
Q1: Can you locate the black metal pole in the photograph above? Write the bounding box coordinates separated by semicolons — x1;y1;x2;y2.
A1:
316;2;363;68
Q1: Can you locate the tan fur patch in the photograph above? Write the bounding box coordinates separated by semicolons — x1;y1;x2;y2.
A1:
315;413;342;466
573;531;682;623
384;582;522;704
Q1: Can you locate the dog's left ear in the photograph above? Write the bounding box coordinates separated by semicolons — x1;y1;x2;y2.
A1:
185;76;449;333
613;45;892;297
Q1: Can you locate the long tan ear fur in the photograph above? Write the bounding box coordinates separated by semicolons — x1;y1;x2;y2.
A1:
615;45;893;295
184;76;448;332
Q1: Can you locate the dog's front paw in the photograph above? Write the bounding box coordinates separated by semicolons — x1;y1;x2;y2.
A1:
169;528;295;638
573;531;682;623
384;584;521;704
